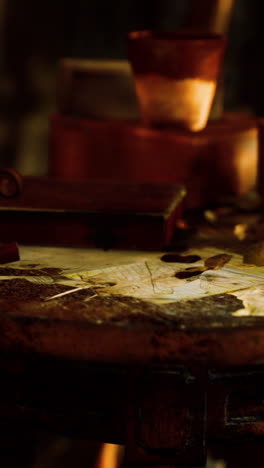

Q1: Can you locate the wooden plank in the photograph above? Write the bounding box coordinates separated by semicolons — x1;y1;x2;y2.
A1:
0;178;185;249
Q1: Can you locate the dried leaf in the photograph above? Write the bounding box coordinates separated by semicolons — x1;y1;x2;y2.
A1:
175;267;204;279
204;254;232;270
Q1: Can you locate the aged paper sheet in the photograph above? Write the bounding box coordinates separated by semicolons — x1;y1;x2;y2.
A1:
1;246;263;315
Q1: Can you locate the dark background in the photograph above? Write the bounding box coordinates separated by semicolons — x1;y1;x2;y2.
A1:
0;0;258;172
0;2;260;466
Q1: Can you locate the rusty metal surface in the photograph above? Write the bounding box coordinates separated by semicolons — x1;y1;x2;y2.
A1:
0;224;263;466
0;238;263;367
0;274;264;367
0;256;264;465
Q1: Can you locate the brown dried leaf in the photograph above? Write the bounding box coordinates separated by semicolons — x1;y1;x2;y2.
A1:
175;267;204;279
204;254;232;270
161;254;201;263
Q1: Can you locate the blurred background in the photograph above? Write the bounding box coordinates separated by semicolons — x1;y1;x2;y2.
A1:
0;0;258;176
0;1;259;467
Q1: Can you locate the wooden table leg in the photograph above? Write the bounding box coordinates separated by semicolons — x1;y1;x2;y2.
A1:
124;367;207;467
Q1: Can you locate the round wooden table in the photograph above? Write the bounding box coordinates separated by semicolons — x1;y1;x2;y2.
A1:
0;246;264;467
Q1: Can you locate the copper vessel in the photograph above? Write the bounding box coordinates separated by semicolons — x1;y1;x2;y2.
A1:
127;30;226;131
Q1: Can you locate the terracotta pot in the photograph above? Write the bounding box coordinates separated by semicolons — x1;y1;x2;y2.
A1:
127;30;226;132
181;112;257;208
49;113;198;183
49;112;257;210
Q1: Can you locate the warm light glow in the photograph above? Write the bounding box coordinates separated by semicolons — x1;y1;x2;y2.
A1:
135;74;216;131
188;0;235;34
211;0;235;34
95;444;124;468
218;127;258;195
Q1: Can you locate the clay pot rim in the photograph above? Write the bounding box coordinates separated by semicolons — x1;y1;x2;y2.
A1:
128;29;226;43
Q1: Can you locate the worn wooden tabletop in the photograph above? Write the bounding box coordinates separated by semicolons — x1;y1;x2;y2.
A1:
0;243;264;368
